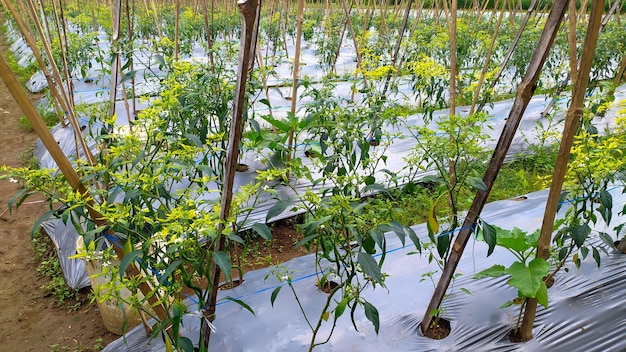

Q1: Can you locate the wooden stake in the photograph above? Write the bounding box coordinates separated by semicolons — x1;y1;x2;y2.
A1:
204;0;261;347
475;0;538;114
469;0;505;115
519;0;604;340
285;0;304;179
420;0;569;334
0;51;168;324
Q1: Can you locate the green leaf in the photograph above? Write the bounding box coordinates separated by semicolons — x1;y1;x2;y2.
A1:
405;226;421;252
225;296;255;315
505;258;550;298
335;298;348;319
118;249;142;280
31;209;56;235
592;246;601;268
178;337;194;352
481;221;497;257
266;200;291;222
460;288;472;296
270;286;282;307
466;176;487;191
598;232;615;249
427;203;439;234
499;300;515;308
212;251;232;283
251;223;272;240
357;252;383;284
599;190;612;211
260;114;291;133
536;281;549;308
571;224;591;248
158;260;184;285
363;301;380;334
473;264;506;279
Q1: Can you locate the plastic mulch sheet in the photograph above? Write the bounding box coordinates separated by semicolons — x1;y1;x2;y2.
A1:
102;187;626;351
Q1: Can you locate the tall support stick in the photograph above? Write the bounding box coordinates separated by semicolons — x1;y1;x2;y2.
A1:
108;0;122;119
203;0;261;348
285;0;305;178
0;52;168;324
469;0;505;115
518;0;604;340
381;0;413;98
476;0;538;114
420;0;569;334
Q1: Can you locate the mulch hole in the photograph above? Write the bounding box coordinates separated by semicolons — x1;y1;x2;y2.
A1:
422;317;451;340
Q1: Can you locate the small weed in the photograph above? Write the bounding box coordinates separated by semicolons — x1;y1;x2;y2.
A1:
31;230;82;309
94;338;105;351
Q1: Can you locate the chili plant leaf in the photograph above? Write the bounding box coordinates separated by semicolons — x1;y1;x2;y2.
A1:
406;226;421;252
212;251;232;283
592;246;601;268
571;224;591;248
505;258;550;299
536;281;549;308
270;286;282;307
427;203;439;234
31;209;56;235
598;232;616;249
260;114;291;133
158;260;184;285
251;223;272;240
481;221;497;256
466;176;487;191
118;249;142;280
358;252;383;284
178;337;194;352
335;298;348;319
363;301;380;334
224;296;255;315
474;264;506;279
266;200;292;222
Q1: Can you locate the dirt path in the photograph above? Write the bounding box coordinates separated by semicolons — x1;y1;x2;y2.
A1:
0;15;115;352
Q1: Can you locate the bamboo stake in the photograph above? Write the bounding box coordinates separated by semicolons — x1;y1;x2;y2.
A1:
174;0;180;61
420;0;569;334
519;0;604;341
285;0;304;179
469;0;505;115
7;0;93;164
201;0;216;71
475;0;538;114
204;0;261;348
53;0;74;111
567;0;578;86
108;0;123;121
381;0;413;98
0;51;168;324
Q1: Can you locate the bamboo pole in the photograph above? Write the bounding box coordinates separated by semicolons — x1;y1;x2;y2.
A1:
381;0;413;98
6;0;93;164
518;0;604;341
475;0;538;114
469;0;505;115
201;0;216;71
53;0;74;111
174;0;180;61
285;0;304;179
567;0;578;86
420;0;569;334
108;0;122;120
204;0;261;347
0;51;168;324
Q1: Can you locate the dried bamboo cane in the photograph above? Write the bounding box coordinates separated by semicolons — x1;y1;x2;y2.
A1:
53;0;74;111
518;0;604;341
475;0;538;114
285;0;304;180
421;0;569;334
204;0;261;348
469;0;505;115
0;50;168;325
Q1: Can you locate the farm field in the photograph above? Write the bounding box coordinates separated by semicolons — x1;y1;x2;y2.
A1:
1;0;626;351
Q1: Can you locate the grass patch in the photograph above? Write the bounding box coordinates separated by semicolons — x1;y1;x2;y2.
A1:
31;229;83;310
